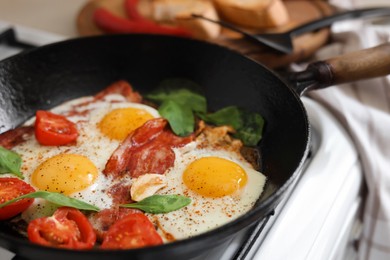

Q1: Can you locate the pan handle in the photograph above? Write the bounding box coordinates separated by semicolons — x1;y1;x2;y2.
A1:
289;42;390;95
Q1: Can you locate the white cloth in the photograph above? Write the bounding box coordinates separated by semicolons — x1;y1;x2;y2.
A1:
302;2;390;259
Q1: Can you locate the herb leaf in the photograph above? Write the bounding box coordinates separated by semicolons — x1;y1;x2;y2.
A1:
0;146;24;179
199;106;264;146
121;194;191;214
234;111;264;146
145;79;207;136
145;78;206;113
147;88;207;114
159;100;194;136
198;106;242;130
145;78;264;145
0;191;100;212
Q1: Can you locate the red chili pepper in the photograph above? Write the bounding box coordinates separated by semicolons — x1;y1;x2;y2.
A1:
124;0;149;22
93;7;192;38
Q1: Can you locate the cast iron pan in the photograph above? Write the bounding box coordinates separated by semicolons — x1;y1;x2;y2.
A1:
0;34;389;260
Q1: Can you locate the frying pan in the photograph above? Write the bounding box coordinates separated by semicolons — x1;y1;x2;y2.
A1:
0;34;389;260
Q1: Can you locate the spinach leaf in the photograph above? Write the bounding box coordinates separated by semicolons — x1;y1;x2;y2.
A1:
159;100;194;136
0;191;100;212
121;194;191;214
0;146;24;179
199;107;264;146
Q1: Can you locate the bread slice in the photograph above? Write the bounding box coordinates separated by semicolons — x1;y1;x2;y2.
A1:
150;0;221;40
213;0;289;29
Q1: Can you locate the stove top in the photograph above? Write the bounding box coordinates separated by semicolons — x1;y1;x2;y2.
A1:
0;24;364;260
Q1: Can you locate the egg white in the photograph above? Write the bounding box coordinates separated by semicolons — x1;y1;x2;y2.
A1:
12;94;160;222
149;141;267;241
8;91;266;243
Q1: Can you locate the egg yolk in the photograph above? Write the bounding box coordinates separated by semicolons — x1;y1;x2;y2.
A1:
31;154;98;195
98;107;154;140
183;157;248;198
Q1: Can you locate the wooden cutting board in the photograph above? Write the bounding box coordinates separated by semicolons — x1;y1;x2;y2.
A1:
77;0;336;69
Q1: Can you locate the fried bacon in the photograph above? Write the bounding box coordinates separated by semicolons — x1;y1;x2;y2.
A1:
107;181;133;204
94;80;142;103
103;118;194;178
0;126;34;149
63;80;143;118
88;207;141;241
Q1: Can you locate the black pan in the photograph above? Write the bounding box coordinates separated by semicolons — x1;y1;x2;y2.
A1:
0;34;389;260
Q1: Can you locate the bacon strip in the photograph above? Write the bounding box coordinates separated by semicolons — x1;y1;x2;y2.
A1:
0;126;34;149
94;80;142;103
107;181;132;204
89;207;141;241
63;80;143;118
104;118;194;178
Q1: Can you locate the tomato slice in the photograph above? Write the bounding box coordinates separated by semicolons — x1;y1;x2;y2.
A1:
0;177;35;220
101;213;163;249
27;207;96;249
35;110;78;146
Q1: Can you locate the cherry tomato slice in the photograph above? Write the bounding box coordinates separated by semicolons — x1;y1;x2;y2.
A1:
35;110;78;146
0;177;35;220
27;207;96;249
101;213;163;249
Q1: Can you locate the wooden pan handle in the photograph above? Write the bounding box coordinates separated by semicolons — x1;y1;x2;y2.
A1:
290;42;390;95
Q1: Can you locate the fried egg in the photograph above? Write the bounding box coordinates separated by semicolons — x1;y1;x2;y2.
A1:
7;88;266;244
149;141;266;241
12;93;160;222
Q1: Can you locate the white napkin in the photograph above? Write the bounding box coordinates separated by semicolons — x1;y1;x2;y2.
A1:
302;1;390;259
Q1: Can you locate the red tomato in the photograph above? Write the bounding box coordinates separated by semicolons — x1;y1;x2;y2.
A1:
27;207;96;249
101;213;163;249
0;177;35;220
34;110;78;146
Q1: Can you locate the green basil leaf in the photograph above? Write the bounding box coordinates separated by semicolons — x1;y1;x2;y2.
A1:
177;89;207;114
146;78;265;146
199;106;264;146
234;112;264;146
0;146;24;179
198;106;242;130
150;88;206;114
0;191;100;212
121;194;191;214
145;78;207;135
159;100;194;136
145;79;207;114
